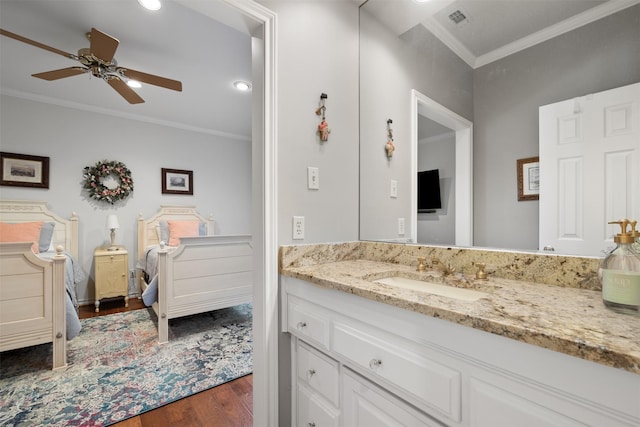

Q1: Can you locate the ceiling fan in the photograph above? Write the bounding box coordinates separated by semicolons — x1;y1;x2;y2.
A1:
0;27;182;104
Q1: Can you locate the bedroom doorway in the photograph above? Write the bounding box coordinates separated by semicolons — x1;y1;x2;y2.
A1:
183;1;278;424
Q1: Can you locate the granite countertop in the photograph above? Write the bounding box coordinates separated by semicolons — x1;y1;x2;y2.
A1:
280;259;640;375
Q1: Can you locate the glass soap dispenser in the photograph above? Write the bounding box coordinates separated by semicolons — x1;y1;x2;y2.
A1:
601;220;640;315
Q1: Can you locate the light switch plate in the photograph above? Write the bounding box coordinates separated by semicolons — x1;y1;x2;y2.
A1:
390;180;398;198
307;167;319;190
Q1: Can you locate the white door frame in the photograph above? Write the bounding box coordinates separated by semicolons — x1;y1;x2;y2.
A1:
411;90;473;247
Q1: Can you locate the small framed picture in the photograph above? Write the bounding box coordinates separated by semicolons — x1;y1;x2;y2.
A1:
161;168;193;195
0;152;50;189
517;156;539;201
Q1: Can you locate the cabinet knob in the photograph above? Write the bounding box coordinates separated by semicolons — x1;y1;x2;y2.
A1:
308;423;316;427
297;321;307;329
307;369;316;378
369;358;382;369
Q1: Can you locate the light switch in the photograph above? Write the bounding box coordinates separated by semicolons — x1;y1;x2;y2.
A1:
390;180;398;198
308;167;319;190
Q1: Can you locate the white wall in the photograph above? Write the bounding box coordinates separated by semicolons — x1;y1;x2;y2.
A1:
0;95;251;304
262;0;360;245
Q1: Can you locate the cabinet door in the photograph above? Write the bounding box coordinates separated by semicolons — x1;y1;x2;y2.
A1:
342;369;444;427
96;254;127;298
469;377;588;427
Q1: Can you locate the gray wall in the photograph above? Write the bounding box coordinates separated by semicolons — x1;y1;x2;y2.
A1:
0;95;252;304
473;4;640;250
359;7;473;241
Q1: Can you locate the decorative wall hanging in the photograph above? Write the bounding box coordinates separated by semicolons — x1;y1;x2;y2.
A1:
517;156;539;201
316;93;330;142
83;160;134;204
385;119;395;158
0;151;50;189
162;168;193;195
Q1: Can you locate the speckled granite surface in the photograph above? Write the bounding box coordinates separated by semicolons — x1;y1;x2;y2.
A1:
279;242;640;374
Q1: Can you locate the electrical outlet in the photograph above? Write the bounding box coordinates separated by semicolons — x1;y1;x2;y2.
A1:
307;167;319;190
398;218;405;235
390;180;398;198
293;216;305;239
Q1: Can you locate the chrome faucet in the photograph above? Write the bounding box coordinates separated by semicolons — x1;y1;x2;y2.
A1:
431;257;455;276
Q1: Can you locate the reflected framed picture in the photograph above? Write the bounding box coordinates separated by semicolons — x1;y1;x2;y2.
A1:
0;152;50;189
161;168;193;195
517;156;539;201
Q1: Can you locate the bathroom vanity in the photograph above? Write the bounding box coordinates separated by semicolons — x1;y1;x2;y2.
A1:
280;242;640;427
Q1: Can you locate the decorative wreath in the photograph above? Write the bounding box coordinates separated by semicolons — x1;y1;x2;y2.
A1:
83;160;134;204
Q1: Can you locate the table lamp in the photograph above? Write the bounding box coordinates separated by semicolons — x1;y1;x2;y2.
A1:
106;214;120;251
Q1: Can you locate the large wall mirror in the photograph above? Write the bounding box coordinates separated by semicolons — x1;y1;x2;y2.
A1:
359;0;640;256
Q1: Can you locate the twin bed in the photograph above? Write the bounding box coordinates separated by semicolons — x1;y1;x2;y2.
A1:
0;201;252;371
136;205;253;343
0;200;83;370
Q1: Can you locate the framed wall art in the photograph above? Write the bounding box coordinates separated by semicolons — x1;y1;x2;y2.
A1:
0;152;50;189
517;156;540;201
161;168;193;195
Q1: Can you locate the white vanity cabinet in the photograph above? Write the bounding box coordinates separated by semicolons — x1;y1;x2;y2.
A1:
282;276;640;427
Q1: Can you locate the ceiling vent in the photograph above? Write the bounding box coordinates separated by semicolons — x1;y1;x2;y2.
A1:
448;10;467;24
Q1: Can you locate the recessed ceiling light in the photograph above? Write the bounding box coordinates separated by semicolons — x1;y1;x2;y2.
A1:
127;79;142;88
233;80;252;91
138;0;161;11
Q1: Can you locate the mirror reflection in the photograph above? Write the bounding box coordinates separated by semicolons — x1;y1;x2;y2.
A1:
359;0;640;256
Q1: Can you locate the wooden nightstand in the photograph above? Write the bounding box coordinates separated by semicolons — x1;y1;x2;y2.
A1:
94;246;129;313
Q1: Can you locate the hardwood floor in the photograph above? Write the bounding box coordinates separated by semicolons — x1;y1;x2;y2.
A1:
78;299;254;427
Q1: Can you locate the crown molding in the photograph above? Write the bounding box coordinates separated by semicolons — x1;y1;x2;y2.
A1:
0;89;251;141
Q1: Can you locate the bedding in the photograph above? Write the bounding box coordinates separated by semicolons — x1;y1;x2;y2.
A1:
136;244;176;306
37;250;84;340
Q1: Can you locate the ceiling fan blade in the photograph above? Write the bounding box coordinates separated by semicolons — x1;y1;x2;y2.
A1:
32;67;87;81
107;77;145;104
121;68;182;92
0;28;75;59
89;27;119;63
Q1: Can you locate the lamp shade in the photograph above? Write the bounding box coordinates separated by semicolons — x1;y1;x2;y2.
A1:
106;214;120;230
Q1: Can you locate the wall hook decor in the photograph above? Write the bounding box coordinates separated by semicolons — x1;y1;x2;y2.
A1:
316;93;330;142
385;118;395;158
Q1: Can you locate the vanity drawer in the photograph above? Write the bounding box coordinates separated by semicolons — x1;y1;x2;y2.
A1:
332;321;461;422
287;295;331;350
297;341;340;406
297;383;340;427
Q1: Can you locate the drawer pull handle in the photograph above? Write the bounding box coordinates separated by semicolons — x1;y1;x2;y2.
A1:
369;358;382;369
297;321;307;329
307;369;316;377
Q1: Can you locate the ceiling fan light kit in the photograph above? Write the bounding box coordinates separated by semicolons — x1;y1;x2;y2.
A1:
0;26;181;104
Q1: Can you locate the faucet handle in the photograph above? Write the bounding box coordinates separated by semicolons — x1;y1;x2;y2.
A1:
416;257;426;272
474;262;488;280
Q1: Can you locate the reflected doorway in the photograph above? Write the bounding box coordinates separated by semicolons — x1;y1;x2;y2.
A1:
410;90;473;247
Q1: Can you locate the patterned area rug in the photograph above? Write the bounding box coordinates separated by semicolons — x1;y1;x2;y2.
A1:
0;304;252;426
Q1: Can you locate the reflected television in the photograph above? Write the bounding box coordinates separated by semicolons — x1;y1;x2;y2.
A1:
417;169;442;212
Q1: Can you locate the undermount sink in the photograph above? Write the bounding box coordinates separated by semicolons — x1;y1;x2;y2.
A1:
373;276;489;302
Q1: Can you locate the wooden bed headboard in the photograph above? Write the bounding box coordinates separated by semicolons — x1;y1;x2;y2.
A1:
0;200;79;259
137;205;214;261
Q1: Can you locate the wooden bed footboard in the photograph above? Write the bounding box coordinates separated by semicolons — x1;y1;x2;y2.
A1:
0;243;68;369
155;235;253;343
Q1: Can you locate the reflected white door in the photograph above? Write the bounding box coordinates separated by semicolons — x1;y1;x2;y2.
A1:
539;82;640;256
